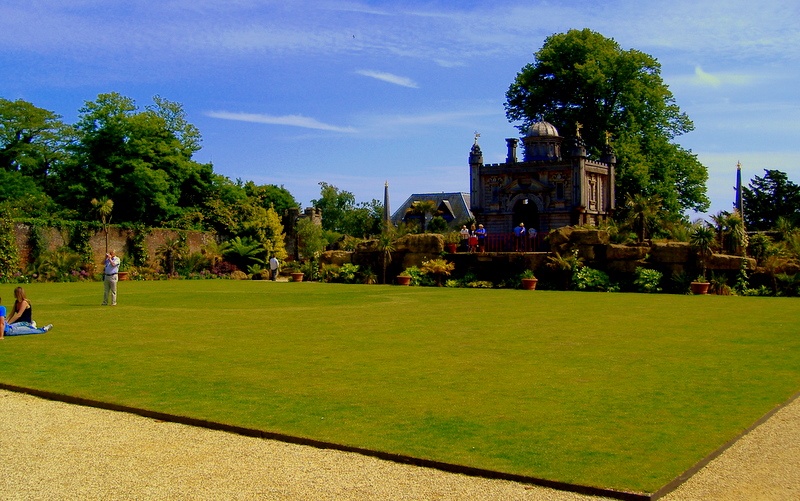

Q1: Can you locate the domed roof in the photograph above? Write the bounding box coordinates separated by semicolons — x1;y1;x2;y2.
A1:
525;121;559;138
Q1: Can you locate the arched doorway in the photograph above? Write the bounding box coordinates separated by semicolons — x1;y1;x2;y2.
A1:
513;198;540;251
513;198;540;230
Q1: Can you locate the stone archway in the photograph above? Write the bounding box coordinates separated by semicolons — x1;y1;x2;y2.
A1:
512;197;540;232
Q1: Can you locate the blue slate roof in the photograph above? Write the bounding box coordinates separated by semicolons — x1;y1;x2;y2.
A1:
391;192;473;227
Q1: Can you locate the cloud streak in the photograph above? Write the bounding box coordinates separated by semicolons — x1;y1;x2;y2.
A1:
205;111;357;133
356;70;419;88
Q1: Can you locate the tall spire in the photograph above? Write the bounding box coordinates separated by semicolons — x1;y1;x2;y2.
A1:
735;161;743;213
383;181;391;227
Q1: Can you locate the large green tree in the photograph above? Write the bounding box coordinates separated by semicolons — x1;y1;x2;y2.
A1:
505;29;709;217
742;169;800;230
0;98;71;184
311;182;382;237
56;92;215;225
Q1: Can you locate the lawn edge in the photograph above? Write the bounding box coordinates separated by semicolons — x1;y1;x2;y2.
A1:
1;382;650;501
651;389;800;500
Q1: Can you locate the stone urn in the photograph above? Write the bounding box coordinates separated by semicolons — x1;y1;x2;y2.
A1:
690;281;710;295
291;272;305;282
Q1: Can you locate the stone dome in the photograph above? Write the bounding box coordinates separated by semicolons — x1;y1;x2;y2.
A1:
525;121;559;138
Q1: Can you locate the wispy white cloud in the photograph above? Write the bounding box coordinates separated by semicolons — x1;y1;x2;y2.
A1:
670;66;757;88
356;70;418;88
205;111;357;133
6;1;800;71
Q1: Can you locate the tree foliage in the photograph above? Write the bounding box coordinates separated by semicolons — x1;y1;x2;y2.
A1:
742;169;800;231
311;182;382;237
505;28;709;217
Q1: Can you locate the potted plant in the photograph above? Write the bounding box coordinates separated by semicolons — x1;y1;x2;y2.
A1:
118;259;129;281
690;275;710;295
690;224;714;295
396;271;412;286
519;269;538;290
443;232;460;254
283;261;304;282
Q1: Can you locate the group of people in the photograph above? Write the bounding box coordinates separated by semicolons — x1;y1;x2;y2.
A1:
0;287;53;339
459;224;487;253
514;222;538;252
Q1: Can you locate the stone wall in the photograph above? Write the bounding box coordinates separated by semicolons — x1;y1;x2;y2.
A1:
13;223;215;273
321;228;758;286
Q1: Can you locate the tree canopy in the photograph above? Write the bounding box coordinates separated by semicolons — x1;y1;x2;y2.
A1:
742;169;800;230
505;29;709;218
0;93;301;237
311;182;383;238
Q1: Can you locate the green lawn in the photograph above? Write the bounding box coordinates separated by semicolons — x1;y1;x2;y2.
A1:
1;280;799;494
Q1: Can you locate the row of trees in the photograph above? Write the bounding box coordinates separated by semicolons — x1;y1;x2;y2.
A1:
0;93;298;233
0;93;384;277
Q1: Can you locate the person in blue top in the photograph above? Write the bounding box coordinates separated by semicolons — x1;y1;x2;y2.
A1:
475;224;487;253
513;222;526;251
1;289;52;339
102;249;121;306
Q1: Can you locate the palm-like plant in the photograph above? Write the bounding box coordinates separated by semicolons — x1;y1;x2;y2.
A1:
690;223;716;281
219;236;262;271
420;258;455;286
709;210;748;255
157;236;187;275
727;210;749;256
377;228;396;284
624;193;661;243
546;249;584;290
91;197;114;253
405;200;439;233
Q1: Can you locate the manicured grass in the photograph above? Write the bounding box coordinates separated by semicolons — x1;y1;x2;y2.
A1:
1;280;799;493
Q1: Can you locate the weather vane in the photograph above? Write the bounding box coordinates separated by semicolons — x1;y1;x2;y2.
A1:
474;131;481;145
575;122;583;138
604;131;613;145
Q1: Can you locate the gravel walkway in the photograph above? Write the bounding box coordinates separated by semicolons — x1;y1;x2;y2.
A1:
1;389;797;500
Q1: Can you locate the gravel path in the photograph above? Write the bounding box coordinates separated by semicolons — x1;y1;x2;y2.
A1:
1;389;797;500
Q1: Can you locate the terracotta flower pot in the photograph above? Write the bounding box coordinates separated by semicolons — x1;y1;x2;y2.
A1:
690;281;710;295
521;278;538;290
396;275;411;286
446;243;458;253
118;271;129;281
291;272;305;282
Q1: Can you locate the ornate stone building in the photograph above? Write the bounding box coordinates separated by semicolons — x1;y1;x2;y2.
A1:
469;122;616;235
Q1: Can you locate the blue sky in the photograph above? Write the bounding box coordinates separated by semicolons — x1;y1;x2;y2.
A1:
2;0;798;219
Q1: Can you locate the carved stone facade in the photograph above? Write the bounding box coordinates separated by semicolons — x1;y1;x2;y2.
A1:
469;122;616;235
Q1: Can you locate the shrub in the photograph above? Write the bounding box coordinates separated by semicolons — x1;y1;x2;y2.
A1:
339;263;360;284
360;267;378;285
0;215;20;279
230;270;249;280
633;267;663;293
319;263;341;283
573;266;617;292
211;261;237;277
403;266;434;286
465;280;494;288
300;260;319;281
427;216;448;234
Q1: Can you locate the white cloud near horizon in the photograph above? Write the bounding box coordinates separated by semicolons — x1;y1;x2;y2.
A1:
205;111;357;133
356;70;419;88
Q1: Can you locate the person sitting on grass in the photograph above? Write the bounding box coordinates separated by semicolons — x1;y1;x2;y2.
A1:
1;289;52;339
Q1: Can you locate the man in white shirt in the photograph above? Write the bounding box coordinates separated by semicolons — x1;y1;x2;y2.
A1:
269;255;280;281
102;249;121;306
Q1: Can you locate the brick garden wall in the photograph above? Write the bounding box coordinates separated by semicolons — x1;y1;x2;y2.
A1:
13;224;216;273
